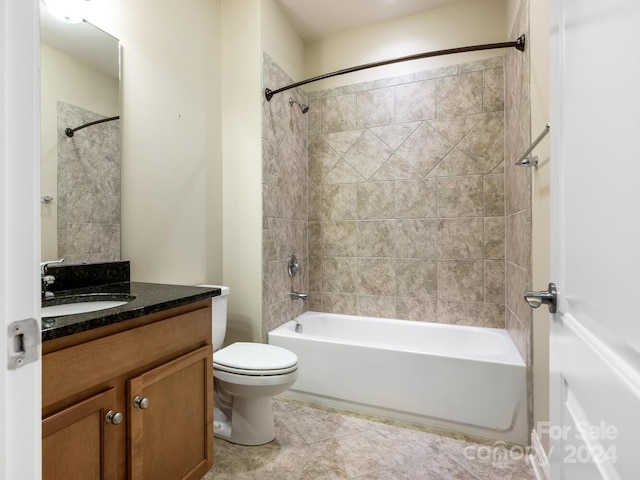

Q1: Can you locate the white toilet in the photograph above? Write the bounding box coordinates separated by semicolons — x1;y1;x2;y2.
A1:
204;285;298;446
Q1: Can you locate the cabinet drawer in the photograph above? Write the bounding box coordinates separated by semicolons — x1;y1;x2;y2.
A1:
43;306;210;408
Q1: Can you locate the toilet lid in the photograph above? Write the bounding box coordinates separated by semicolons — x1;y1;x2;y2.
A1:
214;342;298;376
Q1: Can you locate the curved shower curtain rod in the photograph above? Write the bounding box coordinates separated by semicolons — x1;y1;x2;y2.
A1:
65;115;120;137
265;34;525;101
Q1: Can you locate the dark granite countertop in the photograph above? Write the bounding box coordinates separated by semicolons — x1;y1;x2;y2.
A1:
42;282;220;342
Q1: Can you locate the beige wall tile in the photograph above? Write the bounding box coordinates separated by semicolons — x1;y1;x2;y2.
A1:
396;219;437;259
343;130;394;180
322;221;357;256
396;123;454;176
322;256;357;294
358;220;396;257
437;218;483;259
436;176;483;217
506;210;531;270
484;217;505;259
505;261;532;330
357;258;396;296
484;260;506;304
308;222;322;256
456;111;504;173
483;67;505;112
356;295;396;318
370;122;421;150
436;71;483;117
396;259;437;298
356;87;395;128
427;113;485;145
320;129;364;155
322;292;357;315
483;173;505;216
394;178;437;218
357;182;395;219
309;256;322;292
308;135;340;183
322;184;357;220
394;80;436;123
322;94;357;132
438;260;484;302
371;154;421;181
396;297;438;322
428;148;483;177
506;309;527;363
437;299;484;326
484;302;505;329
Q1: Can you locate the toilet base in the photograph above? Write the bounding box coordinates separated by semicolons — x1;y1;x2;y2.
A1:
213;397;275;445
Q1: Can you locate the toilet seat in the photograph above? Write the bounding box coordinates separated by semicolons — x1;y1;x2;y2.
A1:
214;342;298;376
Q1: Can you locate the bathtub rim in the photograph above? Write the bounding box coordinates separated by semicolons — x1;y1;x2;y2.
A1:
269;311;525;367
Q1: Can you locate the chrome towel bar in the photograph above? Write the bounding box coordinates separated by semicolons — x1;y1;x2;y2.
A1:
515;123;550;167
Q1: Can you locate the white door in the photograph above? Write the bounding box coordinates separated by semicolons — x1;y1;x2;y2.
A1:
0;0;42;479
549;0;640;478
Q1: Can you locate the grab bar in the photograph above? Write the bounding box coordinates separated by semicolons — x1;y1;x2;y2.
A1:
515;123;550;167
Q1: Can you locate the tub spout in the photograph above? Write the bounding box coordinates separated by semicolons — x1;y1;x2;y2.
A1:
289;291;308;302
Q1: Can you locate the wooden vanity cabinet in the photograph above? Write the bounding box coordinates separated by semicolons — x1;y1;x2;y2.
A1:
42;300;213;480
43;388;118;480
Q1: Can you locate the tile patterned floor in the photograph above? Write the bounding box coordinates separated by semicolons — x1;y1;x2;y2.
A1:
203;398;535;480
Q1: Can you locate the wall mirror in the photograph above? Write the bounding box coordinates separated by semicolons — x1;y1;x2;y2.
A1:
40;5;121;264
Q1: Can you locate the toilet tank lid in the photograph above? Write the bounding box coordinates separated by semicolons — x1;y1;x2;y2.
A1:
198;285;229;296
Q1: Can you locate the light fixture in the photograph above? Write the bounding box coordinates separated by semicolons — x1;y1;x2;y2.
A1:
41;0;90;24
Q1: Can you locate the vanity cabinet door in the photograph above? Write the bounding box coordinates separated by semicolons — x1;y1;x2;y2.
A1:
128;345;213;480
43;388;119;480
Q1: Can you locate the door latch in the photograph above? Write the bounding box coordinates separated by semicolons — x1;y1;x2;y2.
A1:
524;283;558;314
7;318;40;369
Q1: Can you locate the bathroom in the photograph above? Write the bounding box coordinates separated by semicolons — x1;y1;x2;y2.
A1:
5;0;556;478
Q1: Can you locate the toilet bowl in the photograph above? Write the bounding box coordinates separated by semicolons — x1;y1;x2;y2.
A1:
199;285;299;445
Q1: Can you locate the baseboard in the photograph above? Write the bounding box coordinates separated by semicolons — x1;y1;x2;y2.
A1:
529;429;550;480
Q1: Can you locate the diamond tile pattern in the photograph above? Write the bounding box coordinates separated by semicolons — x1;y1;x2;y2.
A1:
300;56;507;329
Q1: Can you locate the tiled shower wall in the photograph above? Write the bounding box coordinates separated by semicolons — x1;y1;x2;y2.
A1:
58;101;121;264
505;0;532;368
262;54;309;341
306;57;507;328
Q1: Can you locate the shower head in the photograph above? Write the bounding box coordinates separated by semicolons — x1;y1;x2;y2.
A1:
289;98;309;114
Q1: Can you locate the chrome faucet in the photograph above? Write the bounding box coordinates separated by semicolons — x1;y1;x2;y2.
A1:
289;291;307;333
289;291;308;301
40;258;64;300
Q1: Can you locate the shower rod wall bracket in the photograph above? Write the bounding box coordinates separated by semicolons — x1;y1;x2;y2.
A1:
264;35;526;101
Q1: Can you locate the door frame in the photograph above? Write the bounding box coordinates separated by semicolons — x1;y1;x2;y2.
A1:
0;0;42;478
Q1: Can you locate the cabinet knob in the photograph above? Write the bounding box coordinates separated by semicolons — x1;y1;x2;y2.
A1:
105;410;123;425
133;396;150;409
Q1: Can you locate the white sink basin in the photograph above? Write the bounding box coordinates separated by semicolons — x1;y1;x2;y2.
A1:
42;294;135;318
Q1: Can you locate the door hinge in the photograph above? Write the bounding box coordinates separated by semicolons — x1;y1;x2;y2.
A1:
7;318;40;369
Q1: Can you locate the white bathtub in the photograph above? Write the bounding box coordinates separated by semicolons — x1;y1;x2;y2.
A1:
268;311;527;444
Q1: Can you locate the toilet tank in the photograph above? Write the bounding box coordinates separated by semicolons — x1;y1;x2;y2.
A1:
198;285;229;351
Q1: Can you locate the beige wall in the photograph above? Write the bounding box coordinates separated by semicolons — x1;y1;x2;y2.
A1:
220;0;263;343
530;0;551;452
261;0;305;82
82;0;223;286
304;0;509;91
40;44;119;261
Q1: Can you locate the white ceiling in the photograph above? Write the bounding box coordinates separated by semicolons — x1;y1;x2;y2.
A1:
273;0;460;43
